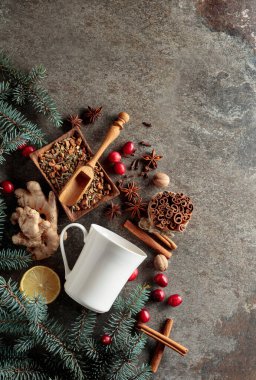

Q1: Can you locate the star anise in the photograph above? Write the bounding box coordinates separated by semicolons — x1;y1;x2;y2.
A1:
68;114;83;128
125;197;147;219
83;106;102;124
105;202;121;220
120;181;140;201
142;149;163;171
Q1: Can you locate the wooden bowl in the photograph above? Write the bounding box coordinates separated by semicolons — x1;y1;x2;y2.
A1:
30;126;120;221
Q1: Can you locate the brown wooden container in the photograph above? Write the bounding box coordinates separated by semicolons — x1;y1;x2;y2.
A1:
30;126;120;221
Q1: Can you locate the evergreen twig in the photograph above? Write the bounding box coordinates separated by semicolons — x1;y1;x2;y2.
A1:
68;308;96;351
0;81;11;100
0;197;6;242
0;358;47;380
0;276;152;380
0;51;62;164
0;249;32;271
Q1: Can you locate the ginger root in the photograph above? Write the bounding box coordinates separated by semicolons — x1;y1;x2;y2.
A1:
11;181;60;260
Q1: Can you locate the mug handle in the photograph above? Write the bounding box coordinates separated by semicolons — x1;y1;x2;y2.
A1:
60;223;88;279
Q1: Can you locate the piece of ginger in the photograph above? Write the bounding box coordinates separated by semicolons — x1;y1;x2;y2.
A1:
11;181;60;260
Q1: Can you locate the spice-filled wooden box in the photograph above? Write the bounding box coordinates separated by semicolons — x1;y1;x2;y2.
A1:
30;126;120;222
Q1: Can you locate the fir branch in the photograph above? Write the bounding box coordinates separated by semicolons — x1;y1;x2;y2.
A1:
0;51;62;127
28;65;46;84
0;153;6;165
0;345;26;360
106;334;149;380
0;197;6;242
106;285;150;346
68;308;97;351
0;317;28;335
103;309;134;345
0;249;32;271
123;333;147;361
18;121;46;146
0;278;151;380
1;130;27;152
0;51;24;83
0;358;47;380
28;85;62;127
82;337;101;362
0;51;13;77
26;296;48;324
30;319;84;380
126;364;152;380
0;277;27;317
0;81;11;100
105;359;135;380
0;305;28;335
13;335;37;354
0;99;46;163
0;100;35;134
121;284;150;315
11;83;26;105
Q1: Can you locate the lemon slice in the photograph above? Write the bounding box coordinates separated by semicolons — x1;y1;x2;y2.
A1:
20;266;61;304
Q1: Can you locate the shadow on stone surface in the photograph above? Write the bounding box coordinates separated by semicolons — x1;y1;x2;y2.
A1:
197;0;256;49
195;295;256;380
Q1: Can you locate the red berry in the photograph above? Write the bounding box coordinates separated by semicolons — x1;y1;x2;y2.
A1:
128;268;138;281
17;143;27;150
108;151;122;163
122;141;135;155
101;334;112;345
153;273;168;287
101;334;112;346
167;294;183;307
137;308;150;323
22;145;36;157
114;162;126;175
1;180;14;194
151;289;165;302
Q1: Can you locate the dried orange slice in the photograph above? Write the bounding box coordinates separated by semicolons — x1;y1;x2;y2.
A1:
20;266;61;304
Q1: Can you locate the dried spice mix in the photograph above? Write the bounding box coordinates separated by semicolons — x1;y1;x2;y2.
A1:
38;133;112;212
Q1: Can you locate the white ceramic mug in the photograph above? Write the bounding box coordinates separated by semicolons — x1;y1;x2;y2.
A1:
60;223;147;313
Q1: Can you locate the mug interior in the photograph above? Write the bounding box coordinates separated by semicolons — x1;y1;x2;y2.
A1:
91;224;147;257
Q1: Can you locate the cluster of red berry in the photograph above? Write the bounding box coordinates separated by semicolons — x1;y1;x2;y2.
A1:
101;274;183;345
107;141;135;175
128;268;183;324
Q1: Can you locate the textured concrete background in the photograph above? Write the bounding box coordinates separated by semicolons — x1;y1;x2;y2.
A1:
1;1;256;379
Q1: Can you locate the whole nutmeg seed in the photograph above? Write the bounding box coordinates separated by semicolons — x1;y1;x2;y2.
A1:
152;172;170;188
154;254;168;271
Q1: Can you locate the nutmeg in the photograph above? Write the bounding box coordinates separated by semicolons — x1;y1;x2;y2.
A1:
154;254;168;271
152;172;170;188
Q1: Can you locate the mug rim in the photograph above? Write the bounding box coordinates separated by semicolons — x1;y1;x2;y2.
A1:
90;224;147;258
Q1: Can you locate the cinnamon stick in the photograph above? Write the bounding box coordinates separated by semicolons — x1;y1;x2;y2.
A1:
137;323;188;356
124;220;172;259
152;232;177;250
151;319;173;373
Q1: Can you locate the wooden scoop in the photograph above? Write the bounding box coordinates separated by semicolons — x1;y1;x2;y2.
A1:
59;112;129;206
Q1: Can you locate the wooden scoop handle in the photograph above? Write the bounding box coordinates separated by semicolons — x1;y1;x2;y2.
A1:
88;112;129;168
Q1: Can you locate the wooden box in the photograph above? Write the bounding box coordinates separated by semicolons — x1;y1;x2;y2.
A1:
30;126;120;221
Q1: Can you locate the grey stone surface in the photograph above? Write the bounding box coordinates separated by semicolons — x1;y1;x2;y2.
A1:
0;0;256;379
